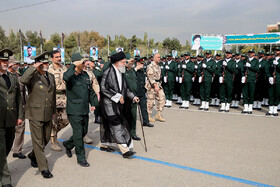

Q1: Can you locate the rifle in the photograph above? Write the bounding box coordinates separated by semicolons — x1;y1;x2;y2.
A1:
137;104;147;152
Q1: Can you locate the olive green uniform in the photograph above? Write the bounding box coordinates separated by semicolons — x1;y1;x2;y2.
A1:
178;60;195;102
20;66;56;172
0;69;23;185
63;64;96;162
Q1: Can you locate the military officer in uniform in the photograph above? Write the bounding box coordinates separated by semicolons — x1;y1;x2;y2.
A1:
253;50;267;110
48;50;69;151
0;49;23;187
198;51;215;111
218;51;236;112
124;57;141;140
192;55;203;106
210;53;222;107
265;47;280;116
146;53;165;122
162;54;177;107
241;49;259;114
21;52;55;178
231;53;244;108
7;57;27;159
62;53;96;167
178;52;195;109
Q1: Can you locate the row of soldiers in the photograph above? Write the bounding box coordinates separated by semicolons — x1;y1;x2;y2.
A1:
139;48;280;116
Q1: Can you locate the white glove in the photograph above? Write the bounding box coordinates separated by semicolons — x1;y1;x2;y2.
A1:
192;77;195;82
176;76;179;82
273;60;278;65
182;64;186;69
179;77;183;83
165;65;169;70
245;62;251;67
269;77;274;85
259;64;261;68
202;63;207;68
194;65;198;69
241;76;246;83
163;76;167;83
223;61;227;66
198;76;203;83
161;66;163;69
219;76;224;83
95;67;100;70
236;64;238;68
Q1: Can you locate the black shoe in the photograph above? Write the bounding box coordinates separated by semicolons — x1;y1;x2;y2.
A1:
28;153;38;168
273;113;278;116
198;107;204;110
257;108;262;110
94;116;100;124
13;152;26;159
77;160;90;167
219;109;225;112
225;110;229;113
247;111;252;114
100;146;115;152
241;111;247;114
204;108;209;111
2;184;13;187
132;135;141;141
143;123;154;127
63;141;72;158
122;151;135;159
41;170;53;178
184;107;189;109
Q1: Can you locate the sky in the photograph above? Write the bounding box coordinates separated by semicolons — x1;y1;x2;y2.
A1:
0;0;279;44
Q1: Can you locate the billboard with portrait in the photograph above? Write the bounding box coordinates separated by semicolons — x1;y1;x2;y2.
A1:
172;50;177;58
23;46;36;64
134;49;140;57
53;47;65;63
191;34;223;50
90;46;98;60
152;49;158;54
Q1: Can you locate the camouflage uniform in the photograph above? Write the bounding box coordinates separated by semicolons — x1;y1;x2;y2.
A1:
145;61;165;122
48;63;69;150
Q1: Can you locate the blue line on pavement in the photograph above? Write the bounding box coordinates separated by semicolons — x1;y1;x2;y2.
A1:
24;132;274;187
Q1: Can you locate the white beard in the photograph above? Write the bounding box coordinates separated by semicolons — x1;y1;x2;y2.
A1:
119;65;126;73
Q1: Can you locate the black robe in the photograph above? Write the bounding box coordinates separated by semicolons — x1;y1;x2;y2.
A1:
100;66;135;145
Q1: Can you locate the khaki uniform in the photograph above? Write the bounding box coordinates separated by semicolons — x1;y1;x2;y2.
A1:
145;61;165;116
86;69;100;94
21;65;56;172
48;64;69;138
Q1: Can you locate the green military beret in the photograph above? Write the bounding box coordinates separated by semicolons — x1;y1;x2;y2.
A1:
216;53;222;56
162;55;166;59
225;50;232;54
98;57;102;60
0;49;13;60
31;52;50;63
190;56;197;59
235;52;241;56
258;50;265;55
175;56;179;59
167;54;172;57
184;52;191;56
197;54;204;58
71;53;83;62
248;49;255;53
205;50;212;54
180;54;184;57
274;47;280;51
266;52;271;56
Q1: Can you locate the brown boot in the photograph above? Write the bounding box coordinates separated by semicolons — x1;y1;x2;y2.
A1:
155;111;165;122
51;136;62;151
149;115;155;122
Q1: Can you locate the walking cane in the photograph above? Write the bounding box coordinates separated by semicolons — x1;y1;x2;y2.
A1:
137;104;148;152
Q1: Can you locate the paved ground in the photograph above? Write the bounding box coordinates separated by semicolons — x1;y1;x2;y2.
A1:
6;103;280;187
